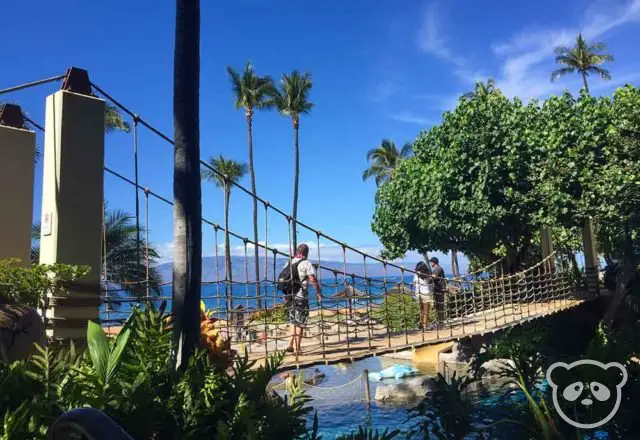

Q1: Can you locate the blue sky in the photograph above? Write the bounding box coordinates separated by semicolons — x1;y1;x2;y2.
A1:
2;0;639;268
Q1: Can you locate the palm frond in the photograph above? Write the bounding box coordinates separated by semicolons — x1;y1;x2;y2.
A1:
551;67;575;82
586;65;612;81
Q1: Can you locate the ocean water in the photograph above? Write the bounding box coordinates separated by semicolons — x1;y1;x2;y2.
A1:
100;275;416;323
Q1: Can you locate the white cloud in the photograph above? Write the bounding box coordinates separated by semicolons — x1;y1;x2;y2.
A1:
370;79;399;103
417;3;465;66
491;0;640;100
390;111;432;125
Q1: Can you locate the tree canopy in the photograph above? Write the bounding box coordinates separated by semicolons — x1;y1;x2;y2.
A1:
372;83;640;269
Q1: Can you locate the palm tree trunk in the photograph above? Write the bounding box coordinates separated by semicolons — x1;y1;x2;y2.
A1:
224;186;233;312
453;250;460;277
172;0;201;370
246;112;262;309
292;119;300;250
581;72;590;95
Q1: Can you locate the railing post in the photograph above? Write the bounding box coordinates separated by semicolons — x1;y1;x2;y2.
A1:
40;68;105;340
582;217;600;299
0;104;36;266
363;369;371;405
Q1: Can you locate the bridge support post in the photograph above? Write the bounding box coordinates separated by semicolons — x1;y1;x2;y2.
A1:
540;227;554;260
40;68;105;340
0;105;36;266
582;218;600;299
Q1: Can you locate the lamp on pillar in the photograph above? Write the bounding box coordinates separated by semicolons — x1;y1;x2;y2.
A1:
582;217;600;299
0;104;35;266
40;67;105;339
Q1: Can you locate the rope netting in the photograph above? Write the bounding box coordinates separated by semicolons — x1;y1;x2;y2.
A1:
4;74;586;368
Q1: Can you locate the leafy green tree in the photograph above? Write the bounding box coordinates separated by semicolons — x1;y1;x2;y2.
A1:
372;84;541;269
202;155;248;290
272;71;314;249
227;63;273;307
362;139;412;187
551;33;614;94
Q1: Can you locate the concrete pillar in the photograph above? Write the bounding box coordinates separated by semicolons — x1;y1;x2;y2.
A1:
582;218;600;298
40;89;105;339
0;107;36;266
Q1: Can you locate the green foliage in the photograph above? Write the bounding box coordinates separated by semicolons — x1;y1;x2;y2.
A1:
272;70;314;123
372;84;640;269
372;293;420;332
252;303;288;324
0;259;89;309
410;372;482;440
362;139;412;187
335;426;400;440
202;155;248;189
0;304;320;440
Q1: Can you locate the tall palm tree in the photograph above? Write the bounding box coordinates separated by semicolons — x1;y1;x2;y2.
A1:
551;33;614;94
271;71;314;249
462;78;502;100
202;156;248;311
227;63;273;308
31;210;161;298
362;139;412;187
173;0;201;368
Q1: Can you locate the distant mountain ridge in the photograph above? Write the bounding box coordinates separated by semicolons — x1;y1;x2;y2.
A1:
155;256;428;283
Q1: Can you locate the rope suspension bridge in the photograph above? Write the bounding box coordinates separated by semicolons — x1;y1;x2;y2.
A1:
0;69;590;371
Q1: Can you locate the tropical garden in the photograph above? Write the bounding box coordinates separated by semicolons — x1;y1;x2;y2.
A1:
3;2;640;436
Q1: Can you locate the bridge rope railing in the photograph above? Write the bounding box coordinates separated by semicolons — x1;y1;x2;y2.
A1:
2;74;585;369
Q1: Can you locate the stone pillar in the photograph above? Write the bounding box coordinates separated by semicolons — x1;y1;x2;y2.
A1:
0;105;36;266
40;87;105;339
582;217;600;298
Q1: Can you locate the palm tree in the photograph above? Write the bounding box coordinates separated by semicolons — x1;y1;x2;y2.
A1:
551;33;614;94
202;156;248;311
462;78;502;100
271;71;314;249
173;0;202;368
227;62;273;307
104;103;131;133
362;139;412;187
31;210;161;298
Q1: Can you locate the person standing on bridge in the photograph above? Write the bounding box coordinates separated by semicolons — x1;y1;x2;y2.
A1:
413;262;435;330
430;257;447;327
281;244;322;355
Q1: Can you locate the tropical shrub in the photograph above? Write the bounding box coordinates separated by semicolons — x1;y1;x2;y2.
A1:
0;259;89;309
0;304;318;439
372;293;420;332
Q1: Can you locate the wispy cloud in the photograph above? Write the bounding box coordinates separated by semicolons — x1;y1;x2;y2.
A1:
416;2;484;86
417;3;464;66
369;79;399;103
492;0;640;99
389;111;432;125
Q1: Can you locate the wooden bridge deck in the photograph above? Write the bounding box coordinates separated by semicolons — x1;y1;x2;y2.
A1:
237;298;582;371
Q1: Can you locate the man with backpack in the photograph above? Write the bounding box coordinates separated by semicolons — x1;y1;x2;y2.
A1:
278;244;322;355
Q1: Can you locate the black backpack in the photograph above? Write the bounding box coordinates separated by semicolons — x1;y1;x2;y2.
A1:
277;260;303;297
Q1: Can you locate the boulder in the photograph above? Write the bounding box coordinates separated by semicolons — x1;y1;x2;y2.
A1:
374;376;435;402
476;358;515;376
0;304;46;362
